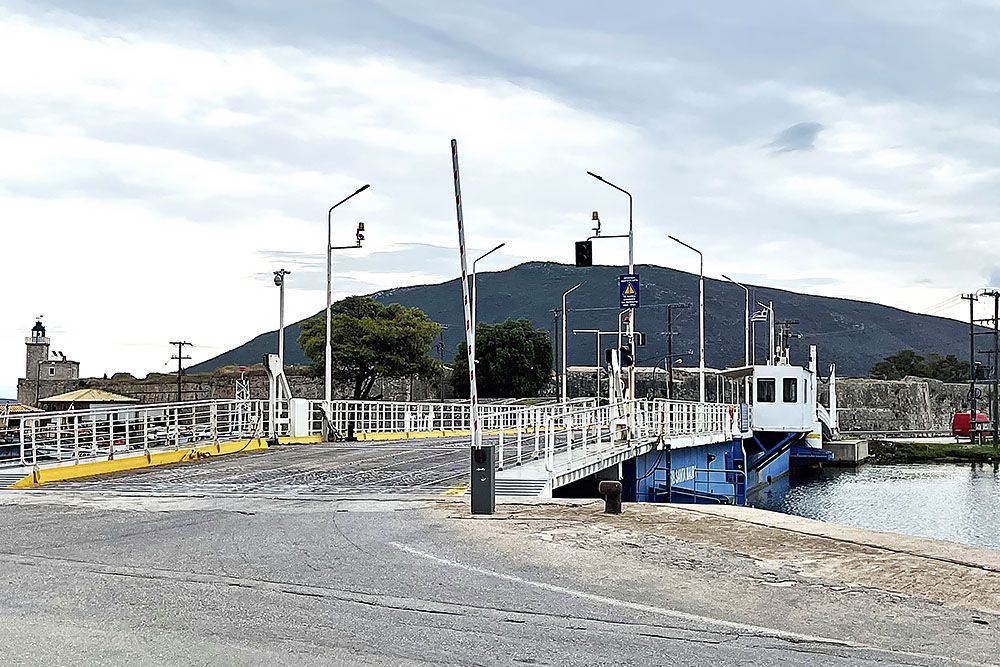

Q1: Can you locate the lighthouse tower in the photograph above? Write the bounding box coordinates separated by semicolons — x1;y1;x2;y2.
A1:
16;318;81;406
24;319;50;380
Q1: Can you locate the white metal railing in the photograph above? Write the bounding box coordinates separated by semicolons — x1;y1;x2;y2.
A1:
0;394;735;480
6;399;270;468
542;399;738;473
312;398;596;439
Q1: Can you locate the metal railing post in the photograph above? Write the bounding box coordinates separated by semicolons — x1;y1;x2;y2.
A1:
516;410;523;465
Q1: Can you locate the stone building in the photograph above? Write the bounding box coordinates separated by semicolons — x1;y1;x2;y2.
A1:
16;319;81;407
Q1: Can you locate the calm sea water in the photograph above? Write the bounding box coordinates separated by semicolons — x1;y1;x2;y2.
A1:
750;462;1000;550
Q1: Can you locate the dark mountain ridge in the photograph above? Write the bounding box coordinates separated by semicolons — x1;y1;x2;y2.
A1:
189;261;972;377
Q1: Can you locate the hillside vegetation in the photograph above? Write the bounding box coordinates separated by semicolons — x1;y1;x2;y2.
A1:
190;261;976;377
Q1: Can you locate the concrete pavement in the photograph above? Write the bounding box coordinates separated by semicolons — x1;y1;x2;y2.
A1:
0;488;996;666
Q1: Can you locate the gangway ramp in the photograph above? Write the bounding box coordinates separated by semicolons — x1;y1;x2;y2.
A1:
497;399;741;498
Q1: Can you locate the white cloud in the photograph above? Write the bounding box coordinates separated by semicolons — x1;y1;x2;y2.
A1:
0;4;642;395
5;1;1000;396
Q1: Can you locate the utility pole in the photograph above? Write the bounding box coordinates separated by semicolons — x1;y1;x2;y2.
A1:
962;293;978;440
170;341;193;402
978;290;1000;447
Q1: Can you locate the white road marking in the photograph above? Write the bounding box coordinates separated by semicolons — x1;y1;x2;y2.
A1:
392;542;994;666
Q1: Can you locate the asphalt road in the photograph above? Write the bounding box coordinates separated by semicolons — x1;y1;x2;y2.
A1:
46;439;476;497
0;443;995;666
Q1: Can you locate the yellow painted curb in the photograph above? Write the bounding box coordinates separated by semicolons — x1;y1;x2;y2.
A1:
354;430;469;442
442;483;470;497
277;435;324;445
9;438;270;489
352;427;533;442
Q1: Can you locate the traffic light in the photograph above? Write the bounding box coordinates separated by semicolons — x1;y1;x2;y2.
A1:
575;240;593;267
619;343;634;367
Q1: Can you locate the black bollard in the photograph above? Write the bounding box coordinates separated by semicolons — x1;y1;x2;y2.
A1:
598;480;623;514
471;446;496;515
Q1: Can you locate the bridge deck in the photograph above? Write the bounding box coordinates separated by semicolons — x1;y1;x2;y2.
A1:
42;439;473;497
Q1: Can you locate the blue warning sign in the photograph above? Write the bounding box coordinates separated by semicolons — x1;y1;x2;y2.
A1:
619;274;640;308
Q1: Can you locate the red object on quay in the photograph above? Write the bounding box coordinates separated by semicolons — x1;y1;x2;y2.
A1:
951;411;991;438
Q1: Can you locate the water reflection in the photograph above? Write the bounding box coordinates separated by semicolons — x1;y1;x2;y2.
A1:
750;462;1000;550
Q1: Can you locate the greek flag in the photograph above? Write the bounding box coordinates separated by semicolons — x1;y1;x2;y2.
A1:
750;310;769;322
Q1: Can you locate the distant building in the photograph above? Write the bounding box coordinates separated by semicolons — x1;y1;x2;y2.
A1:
16;319;81;407
38;388;138;412
0;400;42;436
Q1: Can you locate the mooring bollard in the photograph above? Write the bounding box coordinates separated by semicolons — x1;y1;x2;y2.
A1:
598;480;623;515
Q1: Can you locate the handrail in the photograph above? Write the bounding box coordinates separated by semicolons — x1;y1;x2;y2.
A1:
692;467;747;505
9;399;270;468
540;399;739;474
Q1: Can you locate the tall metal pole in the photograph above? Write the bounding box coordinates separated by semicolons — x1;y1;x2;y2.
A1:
325;184;371;410
595;334;601;399
769;301;775;365
979;289;1000;448
723;274;750;401
452;140;480;451
471;242;505;362
279;277;285;366
561;282;583;403
669;236;705;401
274;269;290;368
586;172;634;402
962;293;977;439
667;306;674;400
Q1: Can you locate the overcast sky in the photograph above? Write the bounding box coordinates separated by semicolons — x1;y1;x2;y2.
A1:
4;0;1000;397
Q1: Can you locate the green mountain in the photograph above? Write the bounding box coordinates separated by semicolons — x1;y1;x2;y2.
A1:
188;261;972;377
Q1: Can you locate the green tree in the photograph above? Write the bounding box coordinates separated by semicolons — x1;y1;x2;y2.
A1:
298;296;442;399
451;319;553;398
923;353;971;383
870;350;972;382
870;350;926;380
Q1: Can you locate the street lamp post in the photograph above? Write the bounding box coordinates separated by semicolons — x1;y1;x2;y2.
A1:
586;171;634;402
325;184;370;416
273;269;291;368
471;242;505;360
722;274;750;402
561;282;584;403
669;235;705;402
666;303;691;400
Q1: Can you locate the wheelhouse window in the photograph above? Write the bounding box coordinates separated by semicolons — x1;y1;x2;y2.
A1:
757;378;775;403
783;378;798;403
